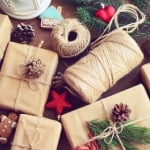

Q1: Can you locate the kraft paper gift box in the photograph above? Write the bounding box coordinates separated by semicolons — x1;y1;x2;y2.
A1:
0;14;13;59
11;114;62;150
141;63;150;93
0;42;58;116
61;84;150;149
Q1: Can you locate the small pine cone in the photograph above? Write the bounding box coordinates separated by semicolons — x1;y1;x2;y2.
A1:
11;23;35;43
22;56;46;79
112;103;131;123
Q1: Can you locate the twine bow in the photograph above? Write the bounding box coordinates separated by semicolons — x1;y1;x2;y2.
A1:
88;119;126;150
81;100;150;150
16;41;46;91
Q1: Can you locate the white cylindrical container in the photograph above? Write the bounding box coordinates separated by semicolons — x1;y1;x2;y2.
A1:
0;0;51;19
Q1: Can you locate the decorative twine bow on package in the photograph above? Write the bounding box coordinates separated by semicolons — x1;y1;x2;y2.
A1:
11;114;62;150
0;42;58;116
61;84;150;150
63;4;145;103
0;14;13;59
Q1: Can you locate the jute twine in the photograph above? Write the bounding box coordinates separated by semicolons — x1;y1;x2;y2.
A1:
50;18;91;58
78;100;150;150
63;4;145;103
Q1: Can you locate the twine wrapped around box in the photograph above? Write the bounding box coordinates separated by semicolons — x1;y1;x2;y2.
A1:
0;42;58;116
63;4;145;103
11;114;62;150
61;84;150;149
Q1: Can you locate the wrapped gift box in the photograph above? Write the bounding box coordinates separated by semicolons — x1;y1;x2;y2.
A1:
0;14;13;60
0;42;58;115
11;114;62;150
61;84;150;149
141;63;150;93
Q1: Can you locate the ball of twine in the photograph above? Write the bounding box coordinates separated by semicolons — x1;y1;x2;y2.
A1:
50;18;91;58
63;29;144;103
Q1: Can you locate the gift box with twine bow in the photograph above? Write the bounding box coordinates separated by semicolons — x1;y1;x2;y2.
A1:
11;114;62;150
0;42;58;116
62;84;150;149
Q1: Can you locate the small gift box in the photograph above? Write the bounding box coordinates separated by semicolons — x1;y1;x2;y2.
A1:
11;114;62;150
0;42;58;115
0;14;13;60
141;63;150;92
61;84;150;149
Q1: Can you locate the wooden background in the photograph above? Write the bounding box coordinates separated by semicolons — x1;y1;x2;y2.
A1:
0;0;150;150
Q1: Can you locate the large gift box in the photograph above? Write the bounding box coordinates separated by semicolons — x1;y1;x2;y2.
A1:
141;63;150;93
0;14;13;59
0;42;58;115
11;114;62;150
61;84;150;149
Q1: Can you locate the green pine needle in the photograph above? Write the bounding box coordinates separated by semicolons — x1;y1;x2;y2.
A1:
131;0;150;13
66;0;150;43
76;6;107;32
88;120;150;149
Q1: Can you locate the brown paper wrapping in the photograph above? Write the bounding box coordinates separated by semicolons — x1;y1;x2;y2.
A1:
11;114;62;150
141;63;150;93
61;84;150;149
0;42;58;116
0;14;13;59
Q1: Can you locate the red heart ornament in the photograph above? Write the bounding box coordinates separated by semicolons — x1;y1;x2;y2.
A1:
95;5;116;23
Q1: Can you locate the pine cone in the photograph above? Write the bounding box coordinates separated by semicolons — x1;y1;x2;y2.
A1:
11;23;35;43
22;56;46;79
112;103;131;123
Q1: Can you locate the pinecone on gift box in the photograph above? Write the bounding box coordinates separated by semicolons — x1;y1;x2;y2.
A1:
22;56;46;79
11;23;35;44
112;103;131;123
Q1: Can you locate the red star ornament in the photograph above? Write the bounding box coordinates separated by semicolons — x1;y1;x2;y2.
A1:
45;90;72;120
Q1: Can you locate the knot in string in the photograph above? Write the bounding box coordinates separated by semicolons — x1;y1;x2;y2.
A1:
88;122;124;147
103;122;124;145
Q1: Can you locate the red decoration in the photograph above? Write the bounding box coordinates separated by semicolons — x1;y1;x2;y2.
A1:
76;133;99;150
45;90;72;120
95;5;116;23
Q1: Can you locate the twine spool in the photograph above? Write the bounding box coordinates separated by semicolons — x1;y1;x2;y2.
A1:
63;4;145;103
50;18;91;58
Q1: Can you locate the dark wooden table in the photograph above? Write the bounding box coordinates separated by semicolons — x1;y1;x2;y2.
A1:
0;0;150;150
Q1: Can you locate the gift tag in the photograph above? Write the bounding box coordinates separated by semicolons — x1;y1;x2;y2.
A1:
40;5;63;29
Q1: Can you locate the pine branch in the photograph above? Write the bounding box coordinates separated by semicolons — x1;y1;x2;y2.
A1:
76;6;107;32
131;0;150;13
88;120;150;149
131;21;150;43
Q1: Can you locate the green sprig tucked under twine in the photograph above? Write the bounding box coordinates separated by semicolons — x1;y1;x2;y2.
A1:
87;102;150;150
88;120;150;150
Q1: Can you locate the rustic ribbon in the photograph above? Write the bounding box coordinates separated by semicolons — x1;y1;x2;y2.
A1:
0;41;50;111
11;117;46;150
80;100;150;150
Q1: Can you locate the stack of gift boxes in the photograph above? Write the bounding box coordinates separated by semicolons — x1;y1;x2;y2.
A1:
0;14;61;150
0;13;150;150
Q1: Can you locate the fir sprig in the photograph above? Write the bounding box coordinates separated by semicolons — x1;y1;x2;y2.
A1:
76;6;107;32
131;0;150;14
66;0;150;43
88;120;150;150
76;0;124;32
